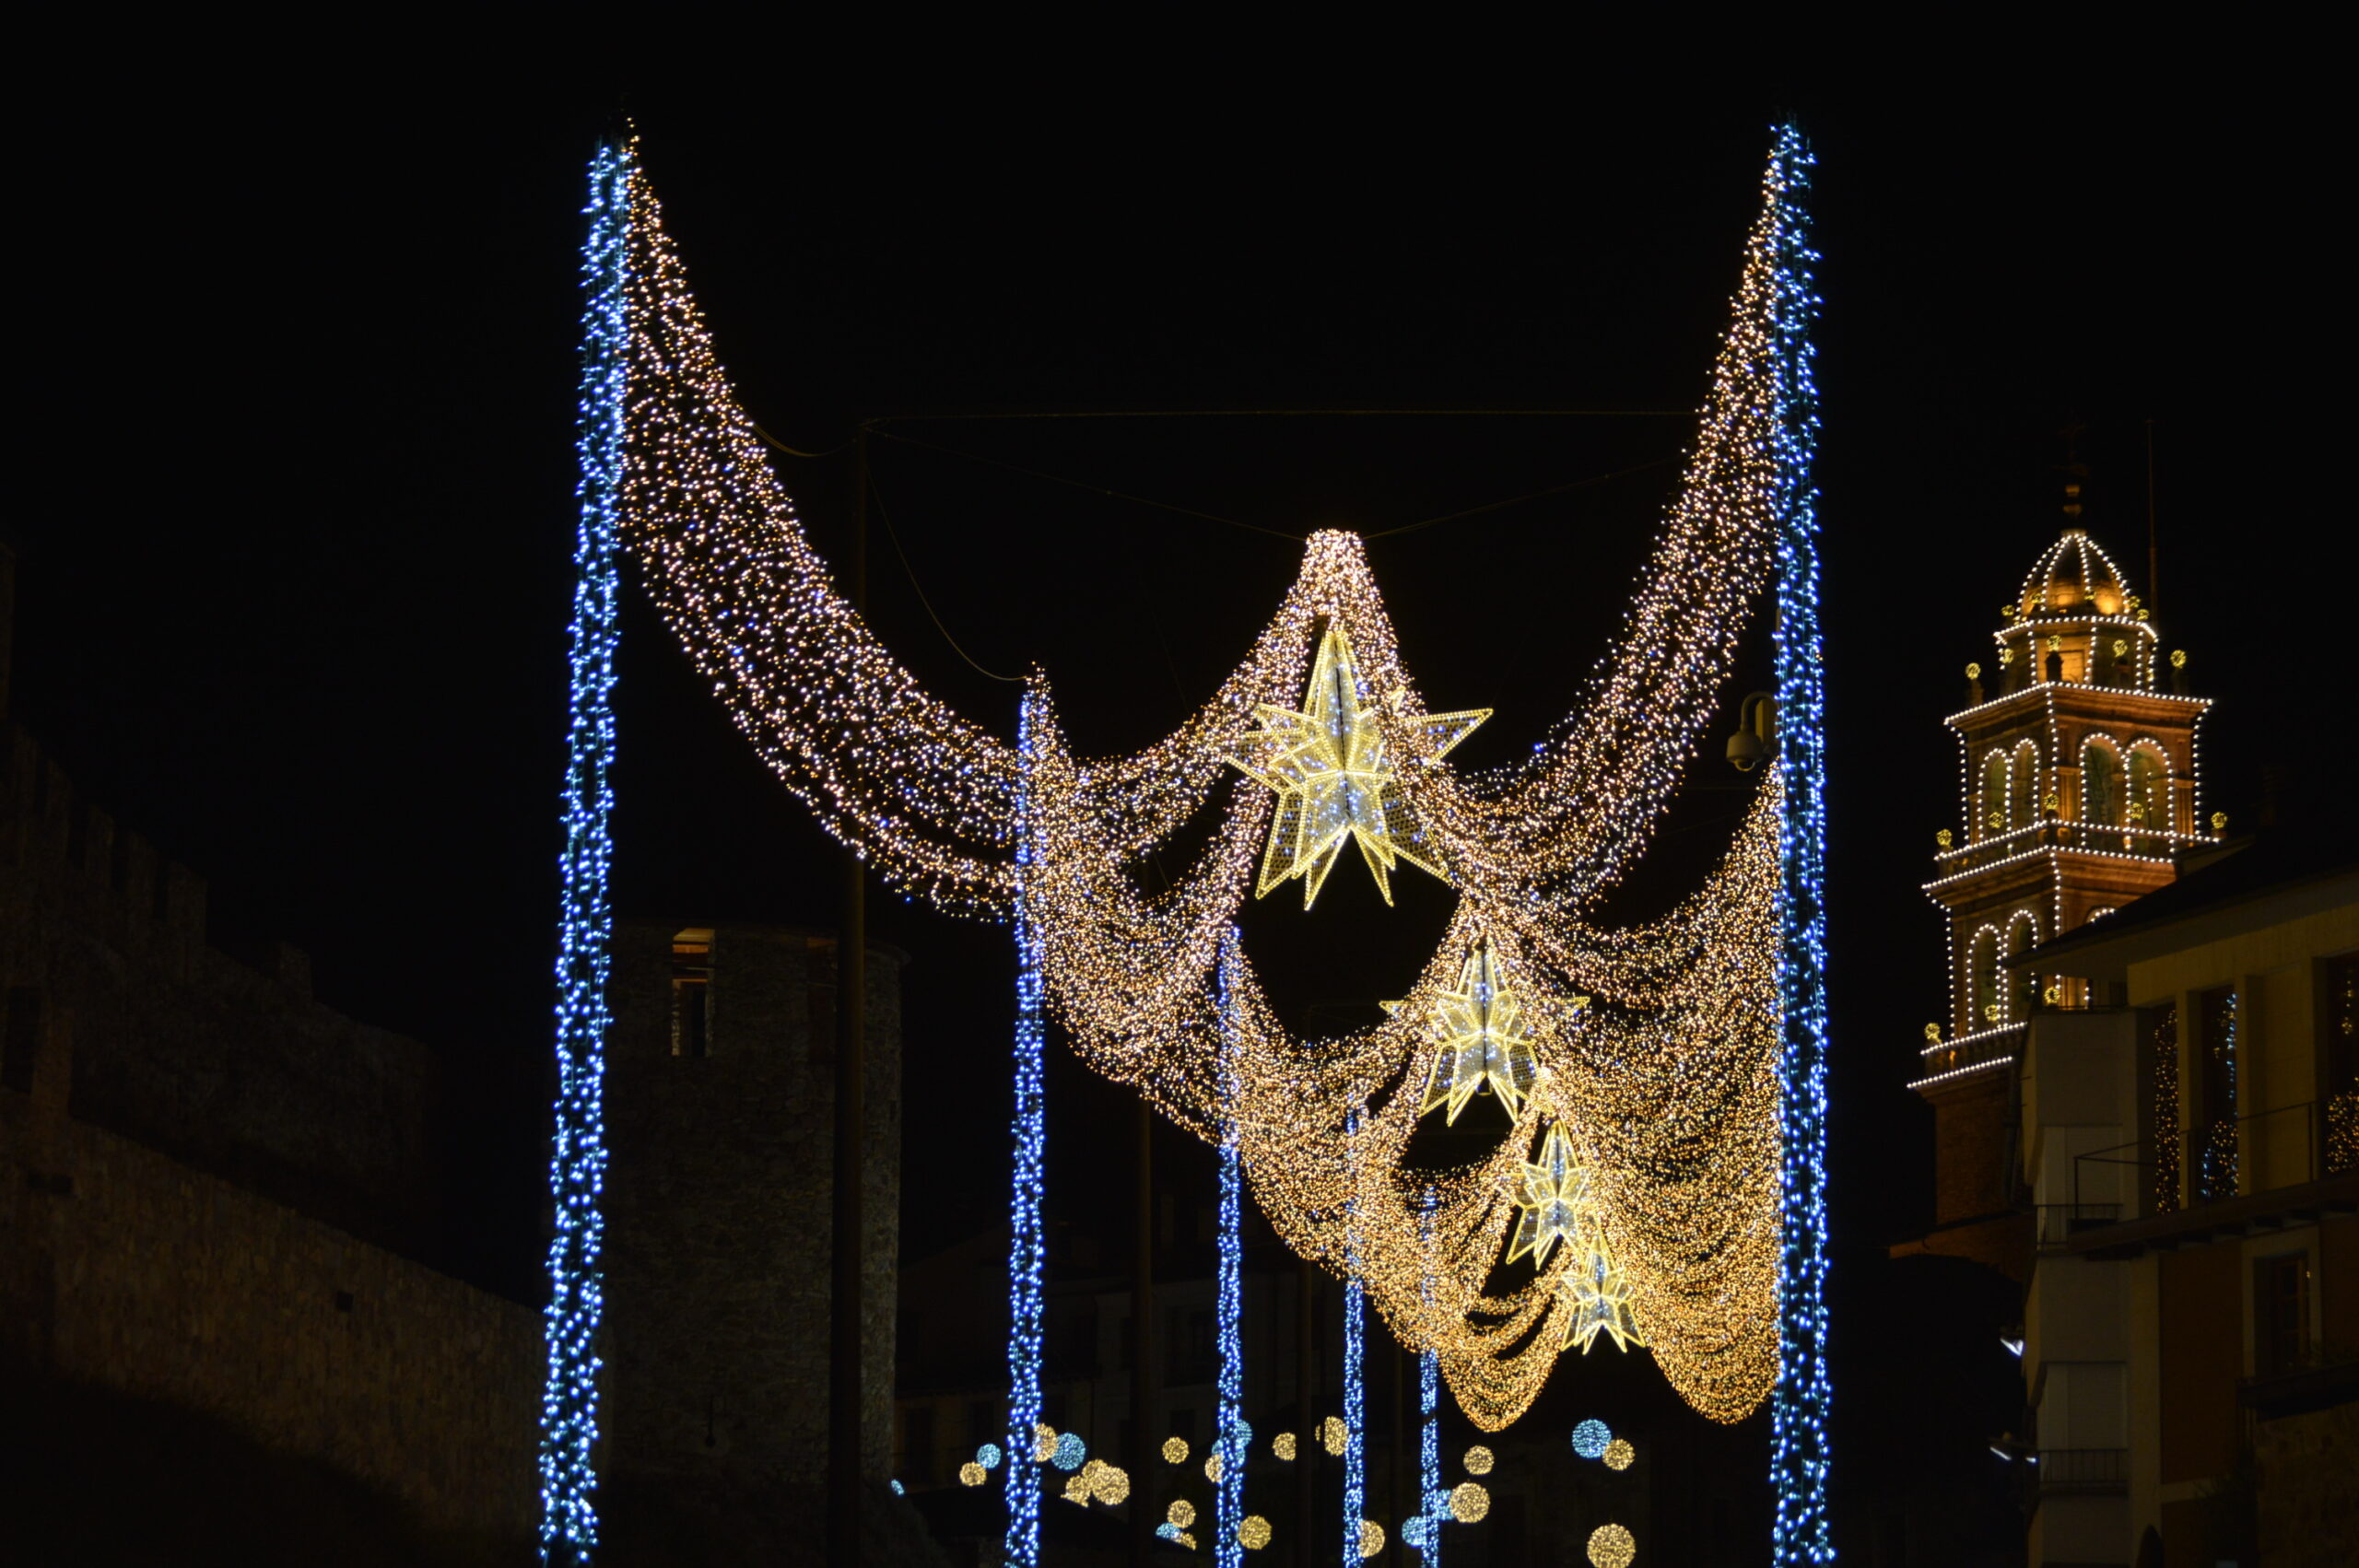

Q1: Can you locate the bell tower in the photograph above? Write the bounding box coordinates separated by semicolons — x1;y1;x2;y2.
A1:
1905;522;2215;1275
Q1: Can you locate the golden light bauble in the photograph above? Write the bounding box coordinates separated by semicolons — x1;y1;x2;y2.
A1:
1273;1432;1297;1461
1603;1438;1635;1470
1240;1515;1273;1550
1463;1445;1494;1476
1450;1481;1489;1523
1589;1523;1637;1568
1204;1452;1225;1482
1163;1436;1189;1465
1093;1464;1131;1504
957;1461;985;1488
1321;1416;1347;1456
1359;1519;1386;1558
1168;1498;1196;1528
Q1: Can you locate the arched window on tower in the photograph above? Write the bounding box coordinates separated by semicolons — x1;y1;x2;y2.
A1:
1979;751;2010;840
2011;742;2040;832
2006;912;2041;1021
2128;743;2169;837
2081;738;2123;827
1968;927;2001;1032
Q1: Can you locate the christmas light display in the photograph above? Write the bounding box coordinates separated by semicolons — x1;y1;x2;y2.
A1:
1417;1197;1443;1565
1343;1112;1367;1567
1004;693;1049;1568
1572;1420;1613;1459
540;136;629;1568
1223;623;1487;907
1392;940;1551;1125
1764;123;1834;1568
1216;930;1248;1568
594;132;1825;1526
1589;1523;1637;1568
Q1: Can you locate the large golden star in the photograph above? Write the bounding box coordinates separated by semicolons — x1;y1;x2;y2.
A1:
1387;939;1542;1124
1508;1122;1590;1265
1222;624;1487;908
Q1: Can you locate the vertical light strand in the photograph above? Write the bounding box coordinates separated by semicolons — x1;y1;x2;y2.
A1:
1215;927;1247;1568
1766;122;1834;1568
1005;686;1049;1568
540;134;628;1568
1418;1194;1442;1565
1342;1110;1366;1562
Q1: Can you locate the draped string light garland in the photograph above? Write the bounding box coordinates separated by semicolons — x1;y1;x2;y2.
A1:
597;126;1827;1531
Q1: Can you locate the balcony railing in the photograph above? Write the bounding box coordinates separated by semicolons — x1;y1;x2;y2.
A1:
1908;1023;2026;1090
2035;1447;2127;1493
2035;1203;2120;1249
2076;1100;2326;1215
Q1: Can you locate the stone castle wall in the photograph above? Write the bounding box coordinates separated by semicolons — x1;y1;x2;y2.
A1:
1;1083;541;1543
0;722;443;1257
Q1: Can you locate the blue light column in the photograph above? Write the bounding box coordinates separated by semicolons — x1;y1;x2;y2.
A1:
1215;929;1248;1568
1342;1112;1366;1563
540;135;629;1567
1418;1195;1441;1565
1005;688;1050;1568
1766;122;1834;1568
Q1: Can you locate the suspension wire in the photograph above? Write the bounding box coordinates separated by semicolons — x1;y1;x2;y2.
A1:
866;470;1024;684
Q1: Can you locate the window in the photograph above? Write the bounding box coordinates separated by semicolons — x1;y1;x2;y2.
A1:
2195;985;2238;1200
670;929;714;1058
900;1402;937;1486
1979;752;2010;840
2127;745;2168;835
1967;929;2000;1031
2148;1005;2180;1213
1168;1307;1217;1386
2012;743;2041;830
2327;953;2357;1176
2080;739;2122;826
2;987;39;1094
2006;914;2040;1022
2253;1252;2310;1377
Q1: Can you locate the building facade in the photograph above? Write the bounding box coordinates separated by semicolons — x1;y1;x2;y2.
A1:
1900;526;2359;1564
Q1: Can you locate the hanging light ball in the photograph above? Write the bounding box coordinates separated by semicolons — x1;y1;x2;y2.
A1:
1240;1515;1273;1550
958;1461;986;1488
1163;1436;1190;1465
1054;1432;1086;1471
1604;1438;1636;1470
1450;1481;1490;1523
1463;1444;1495;1476
976;1443;1003;1470
1168;1498;1196;1528
1273;1432;1297;1461
1589;1523;1637;1568
1572;1419;1614;1458
1360;1519;1386;1558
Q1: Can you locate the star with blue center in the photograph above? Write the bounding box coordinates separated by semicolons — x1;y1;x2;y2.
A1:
1222;624;1487;908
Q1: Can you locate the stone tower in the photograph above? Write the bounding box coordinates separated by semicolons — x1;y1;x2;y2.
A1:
599;919;903;1550
1906;526;2214;1276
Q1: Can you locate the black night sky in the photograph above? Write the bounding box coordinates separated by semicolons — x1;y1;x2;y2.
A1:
16;64;2343;1554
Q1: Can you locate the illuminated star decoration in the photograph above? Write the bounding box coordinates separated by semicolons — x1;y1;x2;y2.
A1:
1222;624;1487;907
1508;1123;1591;1265
1556;1229;1646;1354
1388;939;1550;1124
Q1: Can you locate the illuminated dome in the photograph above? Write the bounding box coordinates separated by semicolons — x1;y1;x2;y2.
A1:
2016;528;2134;619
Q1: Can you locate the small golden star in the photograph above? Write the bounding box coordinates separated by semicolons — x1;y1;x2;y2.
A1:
1508;1122;1590;1266
1386;939;1546;1124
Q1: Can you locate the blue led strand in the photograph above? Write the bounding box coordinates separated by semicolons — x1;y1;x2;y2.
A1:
1215;929;1248;1568
1342;1110;1366;1563
539;135;629;1568
1005;687;1049;1568
1766;123;1834;1568
1418;1194;1441;1564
